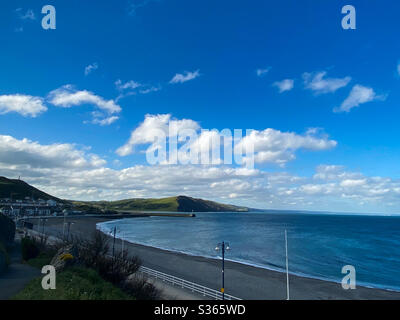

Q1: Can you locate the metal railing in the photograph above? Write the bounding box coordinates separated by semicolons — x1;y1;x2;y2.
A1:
139;266;241;300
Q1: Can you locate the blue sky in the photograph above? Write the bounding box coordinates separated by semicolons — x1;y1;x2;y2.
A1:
1;0;400;213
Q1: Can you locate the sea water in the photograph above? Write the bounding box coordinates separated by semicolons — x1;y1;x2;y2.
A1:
97;212;400;291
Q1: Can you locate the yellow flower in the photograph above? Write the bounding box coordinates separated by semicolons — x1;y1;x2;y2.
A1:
60;253;74;261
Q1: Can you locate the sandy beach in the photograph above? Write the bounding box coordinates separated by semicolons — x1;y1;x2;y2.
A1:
29;216;400;300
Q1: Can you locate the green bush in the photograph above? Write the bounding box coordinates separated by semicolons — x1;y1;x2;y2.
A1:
25;252;53;269
13;267;132;300
0;242;10;274
0;214;15;245
21;237;40;261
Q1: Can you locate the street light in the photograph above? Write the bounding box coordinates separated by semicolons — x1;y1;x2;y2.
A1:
62;212;67;241
215;241;230;300
40;218;48;235
109;226;121;257
121;231;125;253
66;222;74;242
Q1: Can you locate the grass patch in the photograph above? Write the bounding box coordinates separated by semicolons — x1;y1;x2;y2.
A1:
73;196;179;212
13;267;132;300
25;252;53;269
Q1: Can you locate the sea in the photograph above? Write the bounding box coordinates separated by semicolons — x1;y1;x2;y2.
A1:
97;211;400;291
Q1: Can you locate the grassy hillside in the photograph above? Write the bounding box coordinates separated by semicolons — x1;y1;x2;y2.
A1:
0;176;60;201
75;196;248;213
0;176;249;213
81;197;179;212
176;196;248;212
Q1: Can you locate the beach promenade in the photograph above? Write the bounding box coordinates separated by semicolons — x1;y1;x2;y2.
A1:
29;216;400;300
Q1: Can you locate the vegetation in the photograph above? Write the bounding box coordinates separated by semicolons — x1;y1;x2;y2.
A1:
74;195;249;213
75;231;142;284
17;231;161;300
13;267;131;300
73;196;179;212
0;214;15;274
0;176;61;201
21;237;40;261
0;213;15;244
0;242;10;273
1;176;249;213
71;231;161;300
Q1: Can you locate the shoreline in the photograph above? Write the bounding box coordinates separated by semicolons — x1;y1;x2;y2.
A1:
99;224;400;294
96;217;400;294
33;216;400;300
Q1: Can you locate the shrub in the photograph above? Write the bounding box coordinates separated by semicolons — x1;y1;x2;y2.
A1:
0;214;15;245
25;252;53;269
65;231;161;300
0;242;10;274
121;274;162;300
21;237;40;261
76;231;142;285
53;231;162;300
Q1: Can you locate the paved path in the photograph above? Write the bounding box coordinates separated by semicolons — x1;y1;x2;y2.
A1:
0;237;41;300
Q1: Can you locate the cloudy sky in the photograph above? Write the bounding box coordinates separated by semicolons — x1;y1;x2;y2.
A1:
1;0;400;214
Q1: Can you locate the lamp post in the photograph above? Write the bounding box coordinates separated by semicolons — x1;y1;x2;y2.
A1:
66;222;74;242
40;218;48;235
63;212;67;241
110;226;120;257
121;231;125;253
215;241;230;300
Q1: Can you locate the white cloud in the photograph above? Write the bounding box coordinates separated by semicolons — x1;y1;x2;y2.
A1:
92;115;119;126
115;79;141;91
170;70;200;84
335;84;385;113
48;85;121;114
139;86;161;94
272;79;294;93
397;62;400;76
1;133;400;212
256;68;271;77
340;179;367;188
84;63;99;76
0;135;106;170
115;80;160;101
303;71;351;94
0;94;47;117
117;114;337;166
116;114;200;156
236;128;337;165
17;8;36;20
128;0;159;16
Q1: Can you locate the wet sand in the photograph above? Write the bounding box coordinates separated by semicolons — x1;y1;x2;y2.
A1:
31;216;400;300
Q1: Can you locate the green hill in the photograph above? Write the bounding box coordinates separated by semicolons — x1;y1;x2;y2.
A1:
74;196;249;213
0;176;249;213
0;176;61;201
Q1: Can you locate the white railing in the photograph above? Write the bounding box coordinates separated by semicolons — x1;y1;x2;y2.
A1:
139;266;241;300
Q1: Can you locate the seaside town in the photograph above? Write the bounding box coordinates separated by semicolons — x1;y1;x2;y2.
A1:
0;197;81;218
